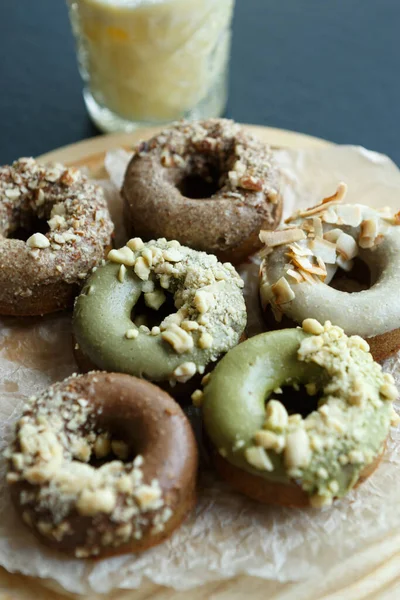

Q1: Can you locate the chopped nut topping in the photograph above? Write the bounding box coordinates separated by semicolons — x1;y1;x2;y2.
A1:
284;429;311;469
141;247;153;267
134;483;163;510
380;382;398;401
26;232;50;249
111;440;130;460
201;373;211;386
181;320;200;331
245;446;274;471
94;434;111;459
390;407;400;426
194;290;215;314
264;400;288;431
127;237;144;251
48;214;66;230
144;289;166;310
118;265;126;283
309;494;333;508
76;489;117;516
254;430;285;453
125;328;139;339
108;247;135;266
302;318;324;335
163;248;183;262
191;389;204;407
198;332;213;349
173;361;197;383
134;256;151;280
161;323;194;354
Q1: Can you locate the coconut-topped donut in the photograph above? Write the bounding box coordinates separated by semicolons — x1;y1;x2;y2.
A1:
6;372;198;558
259;183;400;360
0;158;113;315
122;119;282;263
201;320;398;508
73;238;246;394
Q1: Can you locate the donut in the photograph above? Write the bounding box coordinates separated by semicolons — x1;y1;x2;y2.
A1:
0;157;113;316
73;237;246;395
259;183;400;361
122;119;282;264
201;320;398;507
5;372;198;558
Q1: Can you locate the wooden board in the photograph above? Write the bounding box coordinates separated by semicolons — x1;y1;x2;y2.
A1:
38;124;331;177
2;125;399;600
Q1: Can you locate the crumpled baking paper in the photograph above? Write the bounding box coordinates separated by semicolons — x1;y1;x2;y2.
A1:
0;144;399;596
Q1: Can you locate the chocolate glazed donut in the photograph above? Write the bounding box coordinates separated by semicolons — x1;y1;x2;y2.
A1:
122;119;282;264
6;372;198;558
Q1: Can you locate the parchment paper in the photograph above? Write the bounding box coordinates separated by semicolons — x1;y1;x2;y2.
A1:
0;145;399;596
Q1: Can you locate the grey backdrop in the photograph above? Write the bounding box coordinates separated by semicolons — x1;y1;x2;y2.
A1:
1;0;399;164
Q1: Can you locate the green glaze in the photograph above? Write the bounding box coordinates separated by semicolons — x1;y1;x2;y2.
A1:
203;329;320;482
73;239;246;384
202;325;394;504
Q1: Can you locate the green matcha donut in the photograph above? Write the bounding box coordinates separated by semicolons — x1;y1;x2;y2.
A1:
201;319;398;507
73;238;246;389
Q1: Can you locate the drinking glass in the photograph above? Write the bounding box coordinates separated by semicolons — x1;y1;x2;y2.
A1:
67;0;236;132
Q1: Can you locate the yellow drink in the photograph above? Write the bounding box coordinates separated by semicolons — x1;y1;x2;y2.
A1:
67;0;235;130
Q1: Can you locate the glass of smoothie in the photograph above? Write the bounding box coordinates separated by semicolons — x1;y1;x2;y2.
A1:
67;0;236;132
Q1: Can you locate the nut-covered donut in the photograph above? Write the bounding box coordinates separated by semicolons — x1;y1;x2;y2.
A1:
201;320;398;508
0;158;114;315
5;372;198;558
73;237;246;394
122;119;282;264
259;184;400;361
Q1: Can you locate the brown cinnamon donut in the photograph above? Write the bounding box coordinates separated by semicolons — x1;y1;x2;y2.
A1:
6;372;198;558
0;158;114;316
122;119;282;263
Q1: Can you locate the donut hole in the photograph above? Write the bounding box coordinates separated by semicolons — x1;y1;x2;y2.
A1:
7;213;49;242
330;257;373;293
131;288;176;329
271;384;320;419
87;431;137;468
176;165;221;199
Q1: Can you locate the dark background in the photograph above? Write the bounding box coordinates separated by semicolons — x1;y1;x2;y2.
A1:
1;0;399;164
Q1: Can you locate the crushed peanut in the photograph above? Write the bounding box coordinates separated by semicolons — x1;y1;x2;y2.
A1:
162;324;194;354
108;247;135;266
26;232;50;249
125;328;139;340
173;361;197;383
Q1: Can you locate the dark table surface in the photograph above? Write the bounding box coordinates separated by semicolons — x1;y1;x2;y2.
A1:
1;0;399;165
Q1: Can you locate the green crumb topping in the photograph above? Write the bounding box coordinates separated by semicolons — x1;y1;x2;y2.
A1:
202;319;398;506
